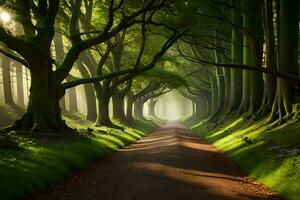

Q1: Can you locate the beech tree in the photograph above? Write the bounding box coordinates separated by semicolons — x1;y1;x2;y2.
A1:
0;0;186;132
0;0;298;132
268;0;299;122
172;0;299;124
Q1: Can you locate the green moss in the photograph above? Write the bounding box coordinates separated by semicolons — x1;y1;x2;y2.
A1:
189;118;300;200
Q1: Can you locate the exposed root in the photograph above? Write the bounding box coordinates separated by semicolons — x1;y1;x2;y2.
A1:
292;103;300;121
1;113;75;136
252;105;271;121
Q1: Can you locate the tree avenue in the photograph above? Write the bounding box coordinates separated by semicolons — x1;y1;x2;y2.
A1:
0;0;298;133
0;0;299;199
0;0;191;132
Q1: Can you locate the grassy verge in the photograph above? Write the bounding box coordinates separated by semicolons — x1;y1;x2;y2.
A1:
0;113;158;200
185;117;300;200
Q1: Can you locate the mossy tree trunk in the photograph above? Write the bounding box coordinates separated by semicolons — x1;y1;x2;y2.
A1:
16;56;68;132
127;83;160;121
226;0;243;114
110;31;133;126
239;0;264;115
94;81;116;128
209;72;218;115
126;92;135;122
223;68;231;112
268;0;299;122
255;0;277;119
112;92;132;126
208;31;227;120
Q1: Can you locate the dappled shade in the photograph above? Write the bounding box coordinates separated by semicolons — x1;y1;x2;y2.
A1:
0;0;299;199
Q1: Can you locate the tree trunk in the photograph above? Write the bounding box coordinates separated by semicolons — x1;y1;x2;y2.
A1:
77;62;97;121
10;59;69;132
180;98;187;116
255;0;277;119
96;93;111;127
1;55;14;105
53;30;66;110
148;98;157;117
223;68;231;111
209;72;218;115
14;24;25;107
134;100;145;120
206;96;212;117
84;83;97;121
194;101;203;120
68;87;78;113
112;93;132;126
215;67;225;113
126;94;135;122
214;30;226;115
239;0;264;115
207;41;226;120
268;0;299;122
94;82;118;128
226;0;243;114
14;62;25;107
192;101;196;117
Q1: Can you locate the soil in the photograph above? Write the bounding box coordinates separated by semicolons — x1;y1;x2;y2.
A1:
35;121;282;200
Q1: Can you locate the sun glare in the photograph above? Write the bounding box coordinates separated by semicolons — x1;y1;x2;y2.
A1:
165;100;181;120
0;11;11;23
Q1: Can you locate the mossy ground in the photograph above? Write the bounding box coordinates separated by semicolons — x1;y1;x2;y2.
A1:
0;104;158;200
186;117;300;200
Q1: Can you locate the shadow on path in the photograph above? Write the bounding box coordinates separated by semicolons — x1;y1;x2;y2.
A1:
36;121;282;200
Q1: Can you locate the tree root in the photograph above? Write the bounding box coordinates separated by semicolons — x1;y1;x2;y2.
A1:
292;103;300;121
252;105;271;121
0;113;76;137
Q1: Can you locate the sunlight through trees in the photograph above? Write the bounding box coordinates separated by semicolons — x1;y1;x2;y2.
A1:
0;0;299;199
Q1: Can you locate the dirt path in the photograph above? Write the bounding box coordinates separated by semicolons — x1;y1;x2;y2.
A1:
36;121;281;200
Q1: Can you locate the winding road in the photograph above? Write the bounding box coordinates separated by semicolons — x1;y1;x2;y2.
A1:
36;121;281;200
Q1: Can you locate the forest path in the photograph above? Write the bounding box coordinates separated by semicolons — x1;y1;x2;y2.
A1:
36;121;281;200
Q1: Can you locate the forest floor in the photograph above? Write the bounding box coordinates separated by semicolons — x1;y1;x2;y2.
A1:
36;121;281;200
0;102;158;200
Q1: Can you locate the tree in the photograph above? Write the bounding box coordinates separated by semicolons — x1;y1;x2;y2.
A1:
225;0;243;114
254;0;277;119
1;54;13;105
0;0;184;132
268;0;299;122
238;0;264;115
